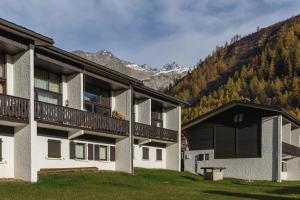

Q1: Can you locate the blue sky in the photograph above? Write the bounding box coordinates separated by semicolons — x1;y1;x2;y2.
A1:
0;0;300;68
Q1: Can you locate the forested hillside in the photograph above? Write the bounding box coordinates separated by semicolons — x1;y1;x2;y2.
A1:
168;15;300;123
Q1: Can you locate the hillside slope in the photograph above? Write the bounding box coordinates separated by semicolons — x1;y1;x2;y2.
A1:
168;15;300;123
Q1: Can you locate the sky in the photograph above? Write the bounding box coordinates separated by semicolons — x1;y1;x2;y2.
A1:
0;0;300;68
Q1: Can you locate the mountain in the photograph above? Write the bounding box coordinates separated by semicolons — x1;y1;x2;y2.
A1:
73;50;189;90
168;14;300;123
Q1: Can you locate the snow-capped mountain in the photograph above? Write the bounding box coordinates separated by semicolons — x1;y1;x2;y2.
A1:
73;50;189;90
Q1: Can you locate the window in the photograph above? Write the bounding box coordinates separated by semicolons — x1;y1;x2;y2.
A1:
142;147;149;160
110;146;115;161
282;161;288;172
84;84;111;116
197;154;204;161
156;149;162;161
233;113;243;123
99;145;108;161
34;68;61;105
205;154;209;160
0;55;6;94
47;139;61;158
151;108;163;128
75;143;85;159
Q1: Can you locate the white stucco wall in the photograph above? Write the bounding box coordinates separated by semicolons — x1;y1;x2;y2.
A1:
66;73;83;110
135;99;151;124
35;135;115;171
0;134;14;178
184;116;280;180
115;137;132;173
286;157;300;180
13;51;31;99
112;89;131;120
133;144;166;169
291;128;300;147
5;55;14;96
13;48;37;182
165;106;181;171
282;123;291;144
284;127;300;180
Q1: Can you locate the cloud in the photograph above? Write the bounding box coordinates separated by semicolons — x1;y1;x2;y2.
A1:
0;0;299;68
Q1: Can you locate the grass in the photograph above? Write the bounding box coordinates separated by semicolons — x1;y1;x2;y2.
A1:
0;168;299;200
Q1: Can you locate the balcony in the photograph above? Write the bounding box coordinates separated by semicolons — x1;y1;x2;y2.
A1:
0;94;29;122
282;142;300;157
34;101;129;136
134;122;178;142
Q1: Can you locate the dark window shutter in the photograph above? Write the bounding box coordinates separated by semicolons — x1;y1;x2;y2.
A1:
156;149;162;161
0;138;2;162
94;145;100;160
215;126;236;159
83;144;86;159
70;141;75;159
142;147;149;160
88;144;94;160
110;146;115;161
48;139;61;158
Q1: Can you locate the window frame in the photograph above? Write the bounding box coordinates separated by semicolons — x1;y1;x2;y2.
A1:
34;68;62;105
75;143;86;160
99;145;108;161
47;139;61;159
142;147;149;160
151;109;163;128
84;100;111;116
156;148;162;161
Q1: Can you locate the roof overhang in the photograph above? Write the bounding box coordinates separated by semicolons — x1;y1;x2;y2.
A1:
182;100;300;130
0;18;54;46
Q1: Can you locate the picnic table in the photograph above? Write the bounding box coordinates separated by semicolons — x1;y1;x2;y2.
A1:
200;167;226;181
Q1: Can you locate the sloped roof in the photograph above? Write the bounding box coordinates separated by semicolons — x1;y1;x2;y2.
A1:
182;100;300;130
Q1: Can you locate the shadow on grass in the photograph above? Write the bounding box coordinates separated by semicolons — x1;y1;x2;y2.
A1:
204;190;297;200
269;185;300;196
231;181;300;196
180;175;200;182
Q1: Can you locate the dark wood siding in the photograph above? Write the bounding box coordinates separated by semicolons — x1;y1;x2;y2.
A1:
76;134;115;144
94;145;100;160
48;139;61;158
37;127;68;138
69;142;75;159
187;126;214;150
215;126;236;159
88;144;94;160
156;149;162;161
0;138;2;162
237;122;260;158
110;146;115;161
0;126;14;135
142;147;149;160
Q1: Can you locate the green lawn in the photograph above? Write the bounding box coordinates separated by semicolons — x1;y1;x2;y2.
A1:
0;168;299;200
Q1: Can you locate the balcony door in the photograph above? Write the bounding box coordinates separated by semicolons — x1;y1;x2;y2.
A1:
84;84;111;116
34;68;61;105
0;55;6;94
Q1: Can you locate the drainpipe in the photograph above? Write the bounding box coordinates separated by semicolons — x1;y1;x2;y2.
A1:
277;115;282;182
129;84;134;175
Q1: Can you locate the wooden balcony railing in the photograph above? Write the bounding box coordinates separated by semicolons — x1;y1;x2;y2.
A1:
134;122;178;142
0;94;29;122
282;142;300;157
34;101;129;136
